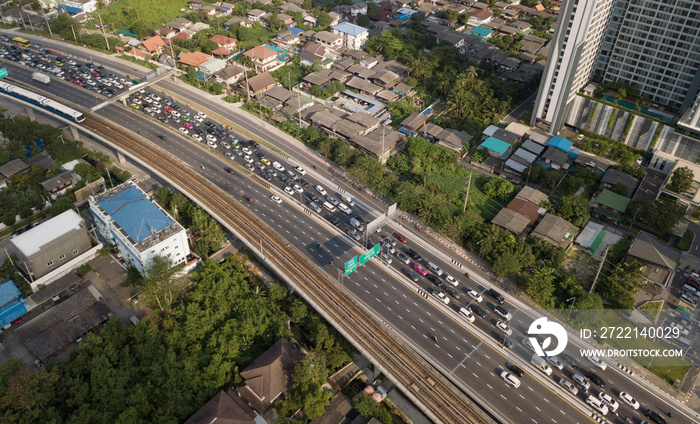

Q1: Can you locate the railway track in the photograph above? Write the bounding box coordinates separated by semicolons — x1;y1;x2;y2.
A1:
84;114;495;424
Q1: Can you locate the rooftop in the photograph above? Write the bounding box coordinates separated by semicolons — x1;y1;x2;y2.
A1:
491;208;530;235
331;22;369;36
532;214;577;248
11;210;85;257
594;189;631;213
244;45;278;60
480;136;511;154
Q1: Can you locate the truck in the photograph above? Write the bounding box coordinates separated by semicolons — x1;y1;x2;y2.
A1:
32;72;50;85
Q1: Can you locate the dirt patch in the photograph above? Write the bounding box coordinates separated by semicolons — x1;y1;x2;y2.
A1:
564;247;600;290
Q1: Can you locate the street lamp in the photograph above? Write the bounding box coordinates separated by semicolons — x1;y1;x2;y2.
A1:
476;238;485;258
566;296;576;320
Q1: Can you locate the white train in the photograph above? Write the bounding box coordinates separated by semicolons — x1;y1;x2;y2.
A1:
0;80;85;123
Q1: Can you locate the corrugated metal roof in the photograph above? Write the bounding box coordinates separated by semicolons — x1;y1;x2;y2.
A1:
480;136;511;154
97;186;172;243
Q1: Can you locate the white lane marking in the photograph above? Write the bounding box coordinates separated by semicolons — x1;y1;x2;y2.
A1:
516;407;522;412
486;384;492;390
500;394;507;400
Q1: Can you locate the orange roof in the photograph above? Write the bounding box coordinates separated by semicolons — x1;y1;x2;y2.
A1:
210;34;236;46
211;47;230;56
141;35;166;52
243;45;277;60
179;51;212;66
534;3;545;10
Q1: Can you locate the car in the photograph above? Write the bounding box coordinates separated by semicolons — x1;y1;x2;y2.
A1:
261;158;271;166
181;109;191;116
382;243;395;254
284;186;295;196
486;289;505;304
444;275;458;286
293;184;303;193
395;252;410;265
242;147;253;155
192;134;203;142
244;163;255;171
395;233;408;243
459;307;475;322
157;134;167;140
468;304;487;318
617;392;639;410
270;195;282;204
380;253;392;264
326;196;339;206
597;392;619;412
193;115;204;122
431;289;450;304
220;141;230;149
171;111;181;117
500;372;520;388
494;305;512;320
381;236;397;247
348;229;361;241
558;378;578;395
233;149;243;156
644;409;666;424
315;185;327;196
184;122;193;129
207;134;218;142
506;364;524;377
261;172;272;181
243;195;253;202
338;203;352;215
224;167;235;174
281;177;294;186
545;356;564;370
306;193;318;202
407;249;422;261
466;289;483;302
273;161;285;171
130;103;140;109
254;161;265;170
225;151;235;159
206;140;218;148
298;178;309;187
585;371;605;388
427;274;442;286
309;202;322;213
329;216;341;227
522;338;536;353
403;268;419;282
587;355;607;370
243;155;254;163
178;127;189;135
444;287;460;299
413;263;428;276
496;320;512;335
197;111;207;118
293;166;306;175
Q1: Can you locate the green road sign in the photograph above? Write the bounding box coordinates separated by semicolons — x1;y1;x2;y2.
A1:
359;244;380;266
0;68;7;79
344;256;358;276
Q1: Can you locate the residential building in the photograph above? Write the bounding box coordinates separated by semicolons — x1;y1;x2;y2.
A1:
179;51;212;67
247;9;267;22
274;28;302;49
0;159;30;181
40;170;74;200
225;16;253;29
244;71;277;96
590;189;630;223
215;64;245;86
658;158;700;208
89;182;190;272
243;46;281;72
62;0;98;13
595;0;700;112
25;151;56;172
210;35;237;52
626;231;681;288
468;8;494;26
0;280;28;327
140;35;166;54
184;389;260;424
600;169;639;197
236;338;304;414
331;22;369;50
328;11;341;26
314;31;343;49
166;17;192;31
531;213;578;249
299;42;328;67
198;58;227;75
531;0;615;134
10;210;92;280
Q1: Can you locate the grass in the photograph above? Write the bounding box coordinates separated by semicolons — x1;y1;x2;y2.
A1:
676;230;694;251
639;300;663;323
648;365;689;386
690;209;700;222
99;0;190;32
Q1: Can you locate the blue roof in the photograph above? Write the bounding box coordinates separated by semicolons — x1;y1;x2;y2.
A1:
480;137;511;154
568;148;580;159
472;27;493;36
396;13;410;20
58;5;82;14
98;186;173;243
548;136;573;152
288;27;304;35
331;22;368;36
0;280;27;327
0;280;20;306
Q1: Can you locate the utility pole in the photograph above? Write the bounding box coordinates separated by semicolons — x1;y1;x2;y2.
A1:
589;246;609;294
70;24;78;43
462;173;472;212
99;15;109;50
244;64;250;101
42;9;53;37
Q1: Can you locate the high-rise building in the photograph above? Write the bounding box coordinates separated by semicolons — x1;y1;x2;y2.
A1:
532;0;615;134
596;0;700;112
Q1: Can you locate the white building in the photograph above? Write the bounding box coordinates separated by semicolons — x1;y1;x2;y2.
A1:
89;182;190;272
331;22;369;50
532;0;615;134
63;0;98;13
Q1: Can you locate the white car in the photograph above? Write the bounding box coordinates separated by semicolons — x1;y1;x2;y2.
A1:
383;243;395;254
459;307;475;323
273;161;285;171
284;186;295;196
242;147;253;155
617;392;639;410
431;290;450;305
171;111;181;117
293;184;303;193
243;155;254;163
338;203;352;215
224;151;235;159
597;392;619;412
270;195;282;204
326;196;339;206
445;275;458;286
192;134;202;141
522;338;536;353
151;95;161;101
380;253;392;264
546;356;564;370
467;289;483;302
178;127;188;135
197;111;207;118
293;166;306;175
315;185;327;196
206;134;217;142
500;372;520;388
496;321;512;335
193;115;204;122
207;141;217;148
588;355;607;370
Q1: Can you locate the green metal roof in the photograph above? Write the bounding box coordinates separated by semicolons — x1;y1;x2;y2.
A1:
597;189;631;213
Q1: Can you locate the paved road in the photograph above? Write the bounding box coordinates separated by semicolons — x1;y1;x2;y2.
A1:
3;33;699;424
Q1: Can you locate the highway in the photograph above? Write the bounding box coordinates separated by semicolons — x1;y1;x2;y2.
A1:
2;33;698;424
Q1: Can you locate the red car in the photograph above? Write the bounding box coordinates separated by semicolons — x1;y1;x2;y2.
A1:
243;195;253;202
224;167;235;174
395;233;408;243
413;263;427;276
184;122;193;129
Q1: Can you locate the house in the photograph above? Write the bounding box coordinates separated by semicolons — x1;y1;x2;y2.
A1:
244;71;277;96
40;170;74;200
331;22;369;49
314;31;343;49
219;1;235;15
600;169;639;197
351;1;368;16
156;27;178;39
188;1;203;9
224;16;253;30
0;159;30;181
328;11;341;26
491;208;531;235
511;20;532;33
436;128;471;153
25;151;56;171
531;214;578;249
198;58;227;76
468;8;493;26
210;35;237;52
479;136;511;157
179;51;212;67
499;57;520;72
658;158;700;208
400;112;427;134
491;186;547;234
215;64;245;86
471;26;493;40
540;146;569;170
10;210;92;280
140;35;166;54
299;41;328;66
200;5;219;16
166;17;192;31
247;9;267;22
278;2;307;15
346;64;375;79
236;338;304;414
0;280;28;327
184;389;259;424
274;28;302;49
303;15;317;26
626;232;681;288
590;189;630;223
243;46;281;72
574;151;613;173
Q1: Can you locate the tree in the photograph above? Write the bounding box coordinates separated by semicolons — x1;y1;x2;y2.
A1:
355;393;392;424
668;166;694;193
316;11;332;28
356;13;370;27
0;359;60;420
493;251;521;277
522;266;556;307
556;196;590;227
645;198;685;234
50;197;73;216
139;256;184;313
483;178;514;201
367;2;378;18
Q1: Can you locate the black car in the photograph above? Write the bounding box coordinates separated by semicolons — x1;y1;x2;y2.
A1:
585;371;605;388
157;134;167;140
403;268;419;282
407;249;422;261
251;141;260;149
468;304;488;319
427;274;442;287
255;151;265;158
224;167;235;174
506;363;524;377
298;178;309;187
281;177;294;186
445;288;460;299
261;172;272;181
486;289;505;304
643;410;666;424
306;193;319;203
499;335;514;349
329;216;341;227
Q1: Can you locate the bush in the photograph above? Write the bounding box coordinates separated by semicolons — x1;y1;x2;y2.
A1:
676;230;694;251
74;263;92;276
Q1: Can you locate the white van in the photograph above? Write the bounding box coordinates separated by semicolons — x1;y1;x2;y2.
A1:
426;262;443;276
323;201;336;212
341;194;355;207
683;284;699;296
459;307;475;322
500;371;521;388
338;203;352;215
350;217;364;231
530;355;553;376
585;395;609;415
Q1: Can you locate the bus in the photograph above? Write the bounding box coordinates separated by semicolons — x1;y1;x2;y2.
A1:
12;37;30;47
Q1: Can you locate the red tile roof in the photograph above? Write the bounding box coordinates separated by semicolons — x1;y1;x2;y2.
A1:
179;51;212;66
506;197;541;224
210;34;237;46
141;35;165;52
211;47;230;56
